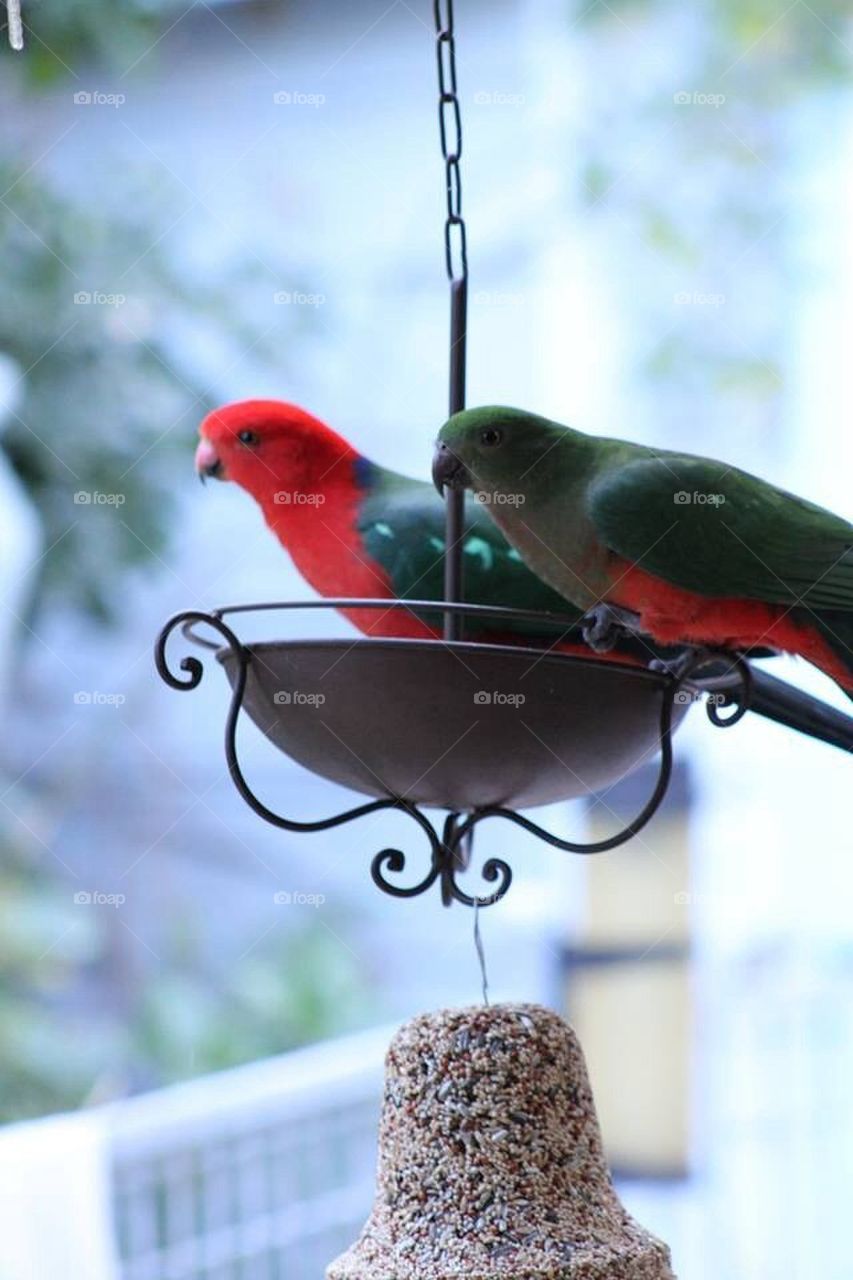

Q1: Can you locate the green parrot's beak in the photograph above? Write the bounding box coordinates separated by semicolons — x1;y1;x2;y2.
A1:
432;441;470;494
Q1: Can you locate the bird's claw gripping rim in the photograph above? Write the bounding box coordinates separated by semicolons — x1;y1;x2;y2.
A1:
581;602;643;653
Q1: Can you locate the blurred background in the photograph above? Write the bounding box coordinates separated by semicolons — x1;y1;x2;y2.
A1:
0;0;852;1276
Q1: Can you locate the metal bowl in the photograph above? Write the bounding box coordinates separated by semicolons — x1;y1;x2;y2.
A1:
218;638;688;811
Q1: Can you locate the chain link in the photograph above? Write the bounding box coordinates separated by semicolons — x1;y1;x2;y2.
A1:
434;1;467;283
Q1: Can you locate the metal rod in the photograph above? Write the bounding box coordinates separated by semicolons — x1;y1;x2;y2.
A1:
443;493;465;638
443;277;468;639
435;1;468;642
748;669;853;753
449;276;467;411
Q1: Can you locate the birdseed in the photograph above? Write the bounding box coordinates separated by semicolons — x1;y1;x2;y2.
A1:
327;1002;675;1279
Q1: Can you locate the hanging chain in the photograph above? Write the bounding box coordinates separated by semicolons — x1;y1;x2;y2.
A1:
434;0;467;640
435;0;467;291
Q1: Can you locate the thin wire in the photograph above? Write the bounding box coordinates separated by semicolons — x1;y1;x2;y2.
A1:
473;900;489;1005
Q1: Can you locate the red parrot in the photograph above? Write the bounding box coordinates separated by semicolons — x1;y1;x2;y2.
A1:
194;399;671;666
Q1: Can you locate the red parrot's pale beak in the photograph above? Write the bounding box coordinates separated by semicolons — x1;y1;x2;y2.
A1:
195;438;226;483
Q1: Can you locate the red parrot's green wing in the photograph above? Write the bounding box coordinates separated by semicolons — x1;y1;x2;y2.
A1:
357;475;579;635
588;454;853;610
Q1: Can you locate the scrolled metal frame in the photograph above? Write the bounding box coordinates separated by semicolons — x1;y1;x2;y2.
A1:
155;599;752;909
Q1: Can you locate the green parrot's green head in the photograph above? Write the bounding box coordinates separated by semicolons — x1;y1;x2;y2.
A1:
433;405;584;499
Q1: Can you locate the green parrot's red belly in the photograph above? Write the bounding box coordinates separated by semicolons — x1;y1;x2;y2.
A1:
612;562;853;689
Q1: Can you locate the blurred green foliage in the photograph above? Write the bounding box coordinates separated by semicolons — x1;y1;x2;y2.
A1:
4;0;176;83
0;6;300;621
572;0;852;438
0;835;105;1120
0;819;375;1124
134;924;375;1086
0;155;307;620
0;164;219;620
0;0;348;1126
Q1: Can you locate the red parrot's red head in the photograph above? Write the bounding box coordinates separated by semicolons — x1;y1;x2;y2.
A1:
195;400;357;507
195;398;392;612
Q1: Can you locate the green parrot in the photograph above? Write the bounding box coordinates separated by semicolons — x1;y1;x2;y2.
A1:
433;406;853;698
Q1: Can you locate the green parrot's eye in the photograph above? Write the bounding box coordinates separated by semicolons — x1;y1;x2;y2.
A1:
480;427;503;448
238;429;260;446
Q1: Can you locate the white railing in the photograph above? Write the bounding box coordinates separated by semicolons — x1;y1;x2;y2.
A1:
106;1018;389;1280
109;1025;391;1280
0;1024;391;1280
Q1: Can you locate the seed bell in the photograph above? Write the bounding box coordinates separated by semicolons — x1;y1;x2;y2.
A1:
327;1003;675;1279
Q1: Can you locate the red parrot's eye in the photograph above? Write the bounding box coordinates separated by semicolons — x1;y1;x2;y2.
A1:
480;428;502;447
237;429;260;446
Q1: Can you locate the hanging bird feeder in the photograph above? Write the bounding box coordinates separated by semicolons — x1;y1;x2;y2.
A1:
327;1003;675;1280
156;0;853;909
